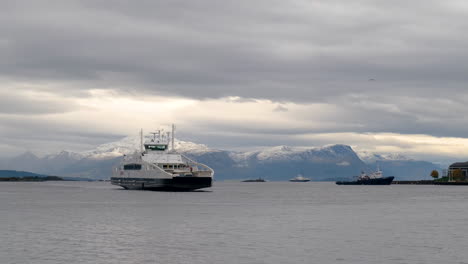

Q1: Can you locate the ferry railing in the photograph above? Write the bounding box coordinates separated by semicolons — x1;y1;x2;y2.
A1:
180;153;215;177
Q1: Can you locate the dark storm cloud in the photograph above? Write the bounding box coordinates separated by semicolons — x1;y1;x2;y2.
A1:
2;0;468;102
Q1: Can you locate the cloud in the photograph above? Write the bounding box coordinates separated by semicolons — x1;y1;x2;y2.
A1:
0;90;467;163
0;87;79;115
273;105;289;112
2;0;468;102
1;1;468;161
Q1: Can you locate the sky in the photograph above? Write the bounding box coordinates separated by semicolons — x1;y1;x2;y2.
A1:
1;0;468;162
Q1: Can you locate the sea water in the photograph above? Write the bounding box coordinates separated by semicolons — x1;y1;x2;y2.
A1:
1;181;468;264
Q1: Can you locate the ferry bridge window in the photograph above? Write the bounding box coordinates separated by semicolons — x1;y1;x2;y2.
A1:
145;145;167;151
123;164;142;170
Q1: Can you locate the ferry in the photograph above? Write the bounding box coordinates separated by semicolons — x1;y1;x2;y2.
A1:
111;125;214;191
289;175;311;182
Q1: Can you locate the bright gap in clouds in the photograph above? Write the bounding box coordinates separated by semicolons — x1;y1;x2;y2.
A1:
1;86;468;163
25;90;466;163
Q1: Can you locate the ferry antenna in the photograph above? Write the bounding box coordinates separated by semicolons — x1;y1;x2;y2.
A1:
172;124;176;151
150;132;158;142
140;129;143;153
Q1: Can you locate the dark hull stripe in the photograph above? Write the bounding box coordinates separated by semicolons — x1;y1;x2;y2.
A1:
111;176;212;191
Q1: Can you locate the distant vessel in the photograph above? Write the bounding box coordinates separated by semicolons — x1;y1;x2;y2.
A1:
336;167;394;185
111;125;214;191
242;178;266;182
289;175;310;182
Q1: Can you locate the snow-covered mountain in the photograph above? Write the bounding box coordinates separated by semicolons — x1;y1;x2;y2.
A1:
214;144;368;181
0;136;443;181
357;151;413;163
79;136;214;159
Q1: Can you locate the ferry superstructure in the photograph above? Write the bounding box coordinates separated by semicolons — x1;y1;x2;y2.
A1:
111;125;214;191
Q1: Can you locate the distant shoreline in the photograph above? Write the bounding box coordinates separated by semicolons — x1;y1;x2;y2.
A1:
0;176;64;182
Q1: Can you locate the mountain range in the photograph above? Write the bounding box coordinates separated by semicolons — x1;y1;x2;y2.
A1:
0;136;444;181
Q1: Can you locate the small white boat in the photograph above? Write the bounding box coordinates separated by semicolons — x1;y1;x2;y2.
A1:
289;174;311;182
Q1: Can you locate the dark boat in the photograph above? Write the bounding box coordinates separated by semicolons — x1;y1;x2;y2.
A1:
242;178;266;182
336;168;394;185
336;176;394;185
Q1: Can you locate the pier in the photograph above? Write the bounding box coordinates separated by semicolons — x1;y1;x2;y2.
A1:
392;180;434;185
392;180;468;185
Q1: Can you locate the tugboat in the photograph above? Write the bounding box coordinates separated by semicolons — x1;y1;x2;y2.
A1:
111;125;214;191
336;167;394;185
289;174;311;182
